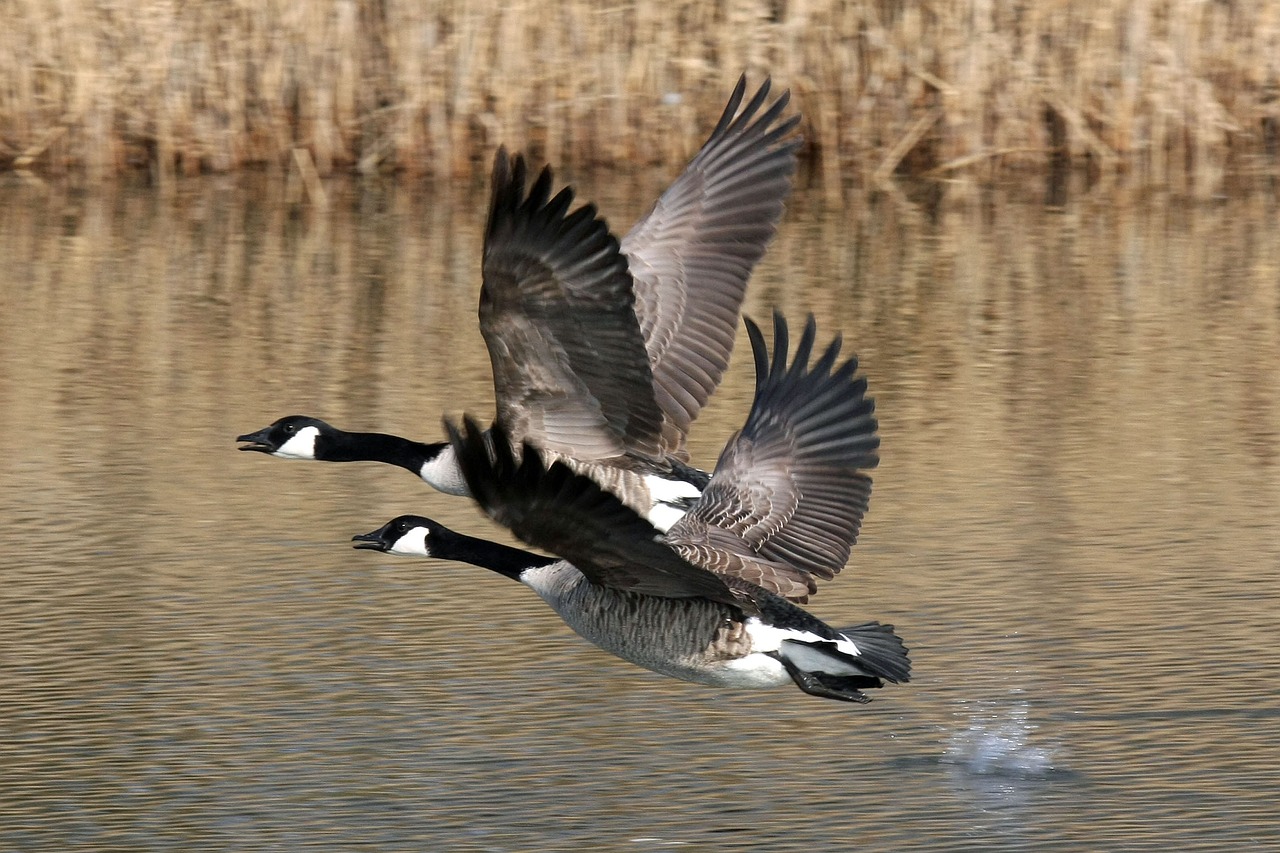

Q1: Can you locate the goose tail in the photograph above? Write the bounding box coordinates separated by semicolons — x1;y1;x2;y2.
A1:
774;623;911;704
836;622;912;684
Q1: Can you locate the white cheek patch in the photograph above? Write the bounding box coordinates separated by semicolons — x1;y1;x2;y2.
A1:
274;425;321;459
388;527;430;557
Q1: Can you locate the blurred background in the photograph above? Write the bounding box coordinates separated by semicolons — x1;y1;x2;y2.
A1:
3;2;1279;851
3;0;1278;196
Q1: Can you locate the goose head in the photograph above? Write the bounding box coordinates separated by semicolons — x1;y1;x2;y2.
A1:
352;515;435;557
237;415;330;459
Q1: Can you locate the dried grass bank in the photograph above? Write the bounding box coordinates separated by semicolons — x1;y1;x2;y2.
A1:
2;1;1278;194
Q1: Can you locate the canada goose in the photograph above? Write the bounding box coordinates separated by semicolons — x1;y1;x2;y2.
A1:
353;314;910;703
238;76;799;530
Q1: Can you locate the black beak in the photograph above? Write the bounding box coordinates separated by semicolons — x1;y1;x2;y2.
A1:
236;427;275;452
352;530;389;551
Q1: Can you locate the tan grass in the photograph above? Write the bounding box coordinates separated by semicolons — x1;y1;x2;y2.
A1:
1;0;1277;194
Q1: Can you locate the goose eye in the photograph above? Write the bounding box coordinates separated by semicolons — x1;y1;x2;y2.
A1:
282;423;296;435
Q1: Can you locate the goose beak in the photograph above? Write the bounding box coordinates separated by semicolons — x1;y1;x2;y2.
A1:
236;427;275;452
352;531;388;551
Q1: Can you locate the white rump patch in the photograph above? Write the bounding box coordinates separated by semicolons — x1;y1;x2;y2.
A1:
646;503;687;533
743;618;824;653
274;425;321;459
645;474;702;504
643;474;701;532
419;445;470;496
746;619;863;670
835;630;863;658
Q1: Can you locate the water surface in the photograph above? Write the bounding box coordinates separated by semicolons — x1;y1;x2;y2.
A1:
2;173;1278;851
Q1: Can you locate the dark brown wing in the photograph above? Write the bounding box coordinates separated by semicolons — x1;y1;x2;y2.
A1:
446;416;746;611
621;76;801;458
663;313;879;602
481;149;664;463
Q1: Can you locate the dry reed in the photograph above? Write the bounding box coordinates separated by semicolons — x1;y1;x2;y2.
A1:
2;0;1278;194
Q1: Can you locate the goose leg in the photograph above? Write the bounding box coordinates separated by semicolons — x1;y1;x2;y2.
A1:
770;652;873;704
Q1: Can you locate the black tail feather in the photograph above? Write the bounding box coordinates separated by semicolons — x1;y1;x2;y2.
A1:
838;622;912;684
772;620;910;704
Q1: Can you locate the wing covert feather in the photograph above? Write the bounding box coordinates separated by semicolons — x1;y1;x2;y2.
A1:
665;313;879;601
447;417;746;610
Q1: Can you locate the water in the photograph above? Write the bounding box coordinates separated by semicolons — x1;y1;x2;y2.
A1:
2;173;1278;851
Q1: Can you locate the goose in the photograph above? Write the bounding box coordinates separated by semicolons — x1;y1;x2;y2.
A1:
238;75;800;531
353;314;910;703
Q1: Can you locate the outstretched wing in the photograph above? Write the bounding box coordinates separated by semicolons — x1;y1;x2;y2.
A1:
446;417;746;610
664;313;879;602
481;149;664;463
622;76;801;458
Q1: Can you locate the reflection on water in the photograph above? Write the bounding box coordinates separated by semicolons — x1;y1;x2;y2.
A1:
2;173;1279;851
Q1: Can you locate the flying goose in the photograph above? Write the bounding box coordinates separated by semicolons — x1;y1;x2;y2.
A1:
238;76;800;531
353;314;910;703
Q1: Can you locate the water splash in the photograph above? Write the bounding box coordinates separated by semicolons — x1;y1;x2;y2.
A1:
943;697;1059;778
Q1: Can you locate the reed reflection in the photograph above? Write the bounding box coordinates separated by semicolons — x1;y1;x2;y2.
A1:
1;178;1278;850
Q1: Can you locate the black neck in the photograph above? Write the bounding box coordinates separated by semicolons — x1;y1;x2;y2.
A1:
326;430;445;473
440;528;558;581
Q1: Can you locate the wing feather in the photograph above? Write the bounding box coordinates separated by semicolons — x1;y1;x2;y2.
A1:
622;76;801;458
447;417;746;610
481;149;665;462
664;313;879;602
